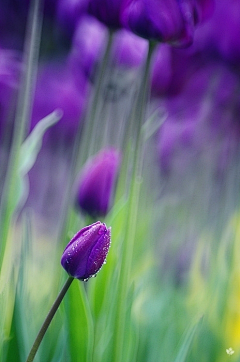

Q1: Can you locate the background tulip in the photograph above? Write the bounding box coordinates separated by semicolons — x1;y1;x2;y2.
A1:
121;0;214;46
87;0;124;29
76;148;121;218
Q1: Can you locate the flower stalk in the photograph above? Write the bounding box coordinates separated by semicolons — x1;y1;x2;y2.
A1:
56;30;114;247
26;276;74;362
26;221;111;361
0;0;43;265
112;40;156;362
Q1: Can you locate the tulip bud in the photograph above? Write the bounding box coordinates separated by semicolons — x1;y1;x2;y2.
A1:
76;148;121;218
61;221;111;281
121;0;214;47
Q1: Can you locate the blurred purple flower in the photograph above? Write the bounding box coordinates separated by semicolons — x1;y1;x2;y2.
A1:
0;47;21;139
0;47;21;196
165;47;204;96
211;0;240;63
76;148;121;218
87;0;124;29
0;0;65;49
193;0;240;64
0;1;28;49
68;16;147;83
192;0;215;23
56;0;89;36
121;0;214;46
61;221;111;280
68;15;108;80
31;60;90;144
150;44;172;97
158;63;240;176
111;29;148;68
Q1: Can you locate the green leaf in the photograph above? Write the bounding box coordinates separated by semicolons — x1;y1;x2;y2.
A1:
15;109;62;209
66;281;94;362
19;109;62;175
0;225;21;362
174;316;203;362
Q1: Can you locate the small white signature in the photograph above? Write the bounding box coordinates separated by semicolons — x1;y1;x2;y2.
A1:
226;347;234;356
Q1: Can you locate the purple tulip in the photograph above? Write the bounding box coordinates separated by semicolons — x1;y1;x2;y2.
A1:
56;0;89;36
212;0;240;64
0;47;21;138
150;44;172;97
76;148;121;218
192;0;240;64
0;2;28;49
111;29;148;68
87;0;124;29
158;63;240;177
61;221;111;280
68;15;108;80
31;60;90;144
121;0;214;46
69;17;148;84
0;0;64;49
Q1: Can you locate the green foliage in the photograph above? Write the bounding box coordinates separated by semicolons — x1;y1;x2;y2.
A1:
65;281;94;362
174;317;203;362
17;110;62;210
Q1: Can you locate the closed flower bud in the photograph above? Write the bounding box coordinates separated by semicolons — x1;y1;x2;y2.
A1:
121;0;214;46
76;148;121;218
61;221;111;281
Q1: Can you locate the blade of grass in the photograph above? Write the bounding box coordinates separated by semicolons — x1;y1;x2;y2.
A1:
0;228;18;362
0;0;43;266
65;281;94;362
111;40;155;362
174;316;203;362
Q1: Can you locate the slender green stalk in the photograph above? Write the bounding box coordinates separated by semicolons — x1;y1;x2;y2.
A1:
56;30;114;248
76;29;114;174
112;41;156;362
25;276;74;362
0;0;43;265
86;30;114;158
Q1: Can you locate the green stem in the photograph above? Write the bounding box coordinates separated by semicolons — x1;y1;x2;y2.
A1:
78;29;114;169
112;40;156;362
88;31;114;156
25;276;74;362
56;30;114;251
